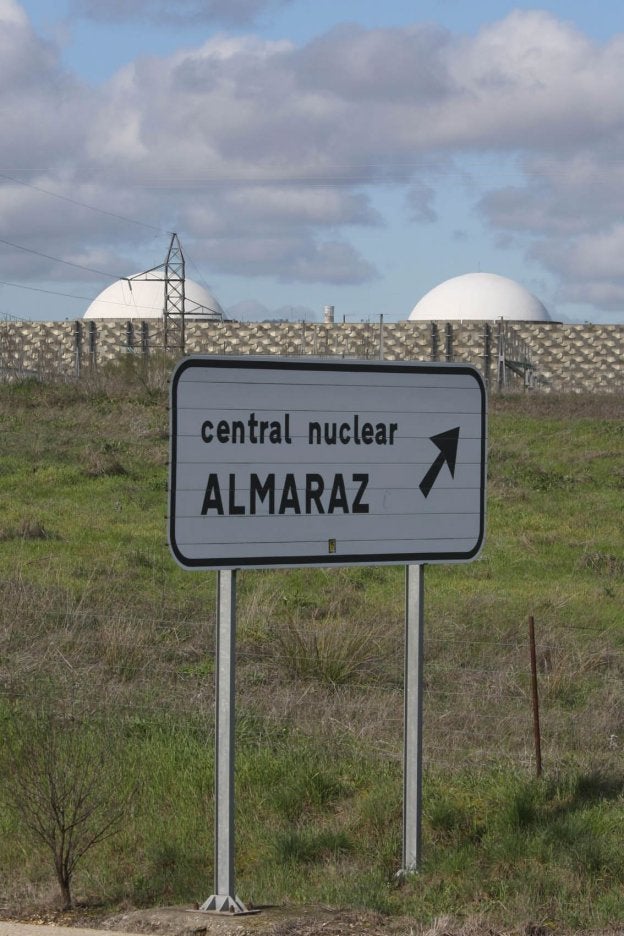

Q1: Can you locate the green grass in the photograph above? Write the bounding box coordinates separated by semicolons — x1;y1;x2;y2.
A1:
1;374;623;930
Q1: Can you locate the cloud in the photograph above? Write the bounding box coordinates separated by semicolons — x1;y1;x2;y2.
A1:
0;4;86;168
5;5;624;310
70;0;293;28
529;224;624;310
186;234;377;285
406;182;438;224
295;22;452;106
482;151;624;237
479;145;624;309
0;0;28;26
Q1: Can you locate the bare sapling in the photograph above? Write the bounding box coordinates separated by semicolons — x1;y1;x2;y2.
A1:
2;704;132;910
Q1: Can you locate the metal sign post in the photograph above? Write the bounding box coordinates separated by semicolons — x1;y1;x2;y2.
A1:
199;570;252;914
402;563;425;874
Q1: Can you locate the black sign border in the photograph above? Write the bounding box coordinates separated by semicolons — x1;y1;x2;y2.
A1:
169;356;487;570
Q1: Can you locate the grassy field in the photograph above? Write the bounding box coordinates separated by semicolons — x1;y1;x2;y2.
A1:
0;363;623;932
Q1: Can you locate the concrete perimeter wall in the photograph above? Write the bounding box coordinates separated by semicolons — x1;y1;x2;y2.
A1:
0;318;623;393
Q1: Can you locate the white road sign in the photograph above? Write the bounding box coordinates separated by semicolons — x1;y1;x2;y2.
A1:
169;357;486;569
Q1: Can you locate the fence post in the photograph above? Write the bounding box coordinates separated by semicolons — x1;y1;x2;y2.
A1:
431;322;439;361
483;323;492;388
445;322;453;361
528;615;543;778
497;319;506;391
88;321;97;369
74;321;83;378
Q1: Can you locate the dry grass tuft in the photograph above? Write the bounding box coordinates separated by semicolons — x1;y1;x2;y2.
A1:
81;445;127;478
579;551;624;577
18;519;52;540
274;613;397;685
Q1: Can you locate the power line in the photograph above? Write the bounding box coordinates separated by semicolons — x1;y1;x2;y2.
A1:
0;237;222;318
0;236;126;281
0;175;219;307
0;279;91;302
0;277;164;313
0;236;221;317
185;251;216;295
0;172;164;233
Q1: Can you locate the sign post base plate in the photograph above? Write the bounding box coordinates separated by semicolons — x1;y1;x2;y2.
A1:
198;894;259;915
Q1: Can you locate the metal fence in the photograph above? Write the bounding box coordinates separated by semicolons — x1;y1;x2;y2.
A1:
1;316;623;393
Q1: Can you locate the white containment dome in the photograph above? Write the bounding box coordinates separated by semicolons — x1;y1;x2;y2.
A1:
408;272;551;322
84;271;224;320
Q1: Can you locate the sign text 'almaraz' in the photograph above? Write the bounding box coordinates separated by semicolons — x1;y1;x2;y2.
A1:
169;357;486;569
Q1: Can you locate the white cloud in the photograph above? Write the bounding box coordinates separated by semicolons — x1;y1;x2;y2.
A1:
0;5;86;168
480;145;624;309
186;234;376;285
295;23;452;105
4;6;624;309
0;0;27;26
531;224;624;310
179;187;381;234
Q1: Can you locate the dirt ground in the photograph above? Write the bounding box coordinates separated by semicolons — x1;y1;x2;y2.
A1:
1;906;412;936
2;904;621;936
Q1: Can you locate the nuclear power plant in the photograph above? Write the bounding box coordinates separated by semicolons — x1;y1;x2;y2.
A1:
0;236;622;393
408;273;552;324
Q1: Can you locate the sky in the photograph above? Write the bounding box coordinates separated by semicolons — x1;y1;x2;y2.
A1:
2;0;624;324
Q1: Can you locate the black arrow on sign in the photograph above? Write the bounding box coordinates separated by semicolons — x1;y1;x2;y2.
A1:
419;426;460;498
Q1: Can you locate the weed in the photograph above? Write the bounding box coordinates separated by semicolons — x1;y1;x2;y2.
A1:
273;829;353;864
579;551;624;577
81;444;127;478
132;842;207;904
275;614;393;685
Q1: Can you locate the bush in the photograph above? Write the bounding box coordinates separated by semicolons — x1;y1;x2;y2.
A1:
1;701;134;910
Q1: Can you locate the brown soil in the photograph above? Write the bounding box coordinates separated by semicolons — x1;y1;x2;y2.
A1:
1;905;619;936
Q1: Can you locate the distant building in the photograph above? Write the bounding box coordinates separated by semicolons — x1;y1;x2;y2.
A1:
408;272;551;322
83;270;224;320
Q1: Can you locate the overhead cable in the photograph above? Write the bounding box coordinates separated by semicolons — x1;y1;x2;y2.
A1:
0;277;161;312
0;236;126;281
0;172;164;233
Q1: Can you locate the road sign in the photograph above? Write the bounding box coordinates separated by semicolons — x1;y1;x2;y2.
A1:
169;356;486;569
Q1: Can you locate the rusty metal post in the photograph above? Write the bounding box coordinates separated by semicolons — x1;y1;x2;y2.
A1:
528;615;543;778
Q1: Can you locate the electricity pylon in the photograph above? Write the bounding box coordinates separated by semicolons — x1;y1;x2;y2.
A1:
163;233;186;354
